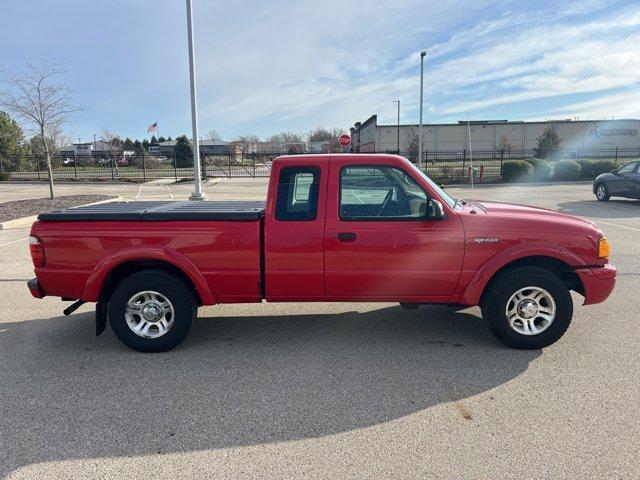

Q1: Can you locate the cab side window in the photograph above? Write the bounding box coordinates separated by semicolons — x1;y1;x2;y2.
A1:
340;166;429;220
275;166;320;221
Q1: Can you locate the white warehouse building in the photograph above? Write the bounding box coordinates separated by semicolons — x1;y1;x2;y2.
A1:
350;115;640;153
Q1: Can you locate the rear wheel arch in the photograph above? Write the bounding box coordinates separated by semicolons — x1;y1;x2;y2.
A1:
100;260;206;306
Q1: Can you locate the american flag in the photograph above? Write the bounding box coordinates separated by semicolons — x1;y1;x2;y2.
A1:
147;122;158;133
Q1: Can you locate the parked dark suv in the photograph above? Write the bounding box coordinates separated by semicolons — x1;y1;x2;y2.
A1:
593;161;640;201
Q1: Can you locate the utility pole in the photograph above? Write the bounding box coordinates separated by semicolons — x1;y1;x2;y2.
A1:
393;100;400;153
186;0;204;200
418;50;427;164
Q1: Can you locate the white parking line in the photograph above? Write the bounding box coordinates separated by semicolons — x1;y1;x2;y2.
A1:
135;184;143;200
595;221;640;233
167;185;174;199
0;237;28;248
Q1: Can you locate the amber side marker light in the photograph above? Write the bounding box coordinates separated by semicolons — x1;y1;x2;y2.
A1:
598;238;611;259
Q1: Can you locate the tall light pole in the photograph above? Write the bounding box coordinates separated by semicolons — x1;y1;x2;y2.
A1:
393;100;400;153
418;50;427;165
186;0;204;200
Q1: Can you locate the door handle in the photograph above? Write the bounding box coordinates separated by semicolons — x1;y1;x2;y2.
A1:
336;232;357;242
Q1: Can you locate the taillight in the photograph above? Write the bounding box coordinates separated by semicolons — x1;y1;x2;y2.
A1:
29;235;46;267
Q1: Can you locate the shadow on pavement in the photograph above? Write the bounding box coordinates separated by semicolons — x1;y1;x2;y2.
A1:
557;199;639;218
0;305;540;476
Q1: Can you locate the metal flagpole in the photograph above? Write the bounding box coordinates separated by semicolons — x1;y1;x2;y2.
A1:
186;0;205;200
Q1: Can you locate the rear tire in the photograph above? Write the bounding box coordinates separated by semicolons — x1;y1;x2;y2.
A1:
108;270;196;352
595;183;610;201
481;267;573;349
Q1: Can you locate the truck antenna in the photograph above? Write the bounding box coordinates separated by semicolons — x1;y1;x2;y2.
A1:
466;115;477;213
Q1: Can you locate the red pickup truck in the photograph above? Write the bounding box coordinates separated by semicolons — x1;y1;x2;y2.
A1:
27;154;616;352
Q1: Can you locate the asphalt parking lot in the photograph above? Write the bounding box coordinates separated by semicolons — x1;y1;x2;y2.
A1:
1;179;639;479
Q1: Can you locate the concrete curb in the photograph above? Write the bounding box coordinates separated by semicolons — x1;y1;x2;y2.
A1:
0;196;123;230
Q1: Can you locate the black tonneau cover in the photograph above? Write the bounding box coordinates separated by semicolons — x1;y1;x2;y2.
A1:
37;201;266;222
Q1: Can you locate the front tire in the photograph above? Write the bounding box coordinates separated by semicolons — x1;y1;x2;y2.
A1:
595;183;610;201
481;267;573;349
108;270;196;352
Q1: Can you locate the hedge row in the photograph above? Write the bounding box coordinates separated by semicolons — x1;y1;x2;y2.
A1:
500;158;620;182
0;172;10;181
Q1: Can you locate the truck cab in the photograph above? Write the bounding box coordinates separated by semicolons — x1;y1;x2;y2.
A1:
28;154;616;352
264;155;463;302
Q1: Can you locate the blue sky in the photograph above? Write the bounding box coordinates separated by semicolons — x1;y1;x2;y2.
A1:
1;0;639;142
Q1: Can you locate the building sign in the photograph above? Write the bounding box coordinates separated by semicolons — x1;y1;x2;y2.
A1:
589;128;638;138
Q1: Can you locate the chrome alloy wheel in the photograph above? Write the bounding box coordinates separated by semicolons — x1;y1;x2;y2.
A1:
505;286;556;336
124;290;175;339
596;185;607;200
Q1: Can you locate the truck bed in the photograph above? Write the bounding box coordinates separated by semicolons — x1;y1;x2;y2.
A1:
37;201;266;222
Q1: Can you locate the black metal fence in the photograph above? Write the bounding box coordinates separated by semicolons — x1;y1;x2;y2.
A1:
1;146;638;183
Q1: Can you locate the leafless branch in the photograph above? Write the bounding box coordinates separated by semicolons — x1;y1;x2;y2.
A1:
0;62;84;198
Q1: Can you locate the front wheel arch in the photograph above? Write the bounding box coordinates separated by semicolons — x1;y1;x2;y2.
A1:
478;256;584;308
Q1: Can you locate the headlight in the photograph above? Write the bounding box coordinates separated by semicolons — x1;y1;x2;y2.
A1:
598;237;611;259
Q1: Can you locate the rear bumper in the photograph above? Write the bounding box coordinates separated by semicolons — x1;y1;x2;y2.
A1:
576;264;617;305
27;278;45;299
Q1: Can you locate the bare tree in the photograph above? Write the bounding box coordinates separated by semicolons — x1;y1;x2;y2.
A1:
267;131;305;153
1;63;82;198
100;128;123;150
29;123;71;167
231;134;260;154
307;126;342;143
406;127;419;163
206;129;222;141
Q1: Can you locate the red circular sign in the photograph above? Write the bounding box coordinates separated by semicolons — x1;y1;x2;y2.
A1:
338;133;351;147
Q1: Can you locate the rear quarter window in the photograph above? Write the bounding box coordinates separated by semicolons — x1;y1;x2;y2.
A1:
275;166;320;221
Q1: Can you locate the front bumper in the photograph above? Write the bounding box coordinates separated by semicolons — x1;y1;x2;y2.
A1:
27;278;45;299
576;264;617;305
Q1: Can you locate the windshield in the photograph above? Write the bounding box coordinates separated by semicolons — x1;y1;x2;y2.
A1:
405;160;458;209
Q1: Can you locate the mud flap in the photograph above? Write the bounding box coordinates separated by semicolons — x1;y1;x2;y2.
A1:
96;299;108;336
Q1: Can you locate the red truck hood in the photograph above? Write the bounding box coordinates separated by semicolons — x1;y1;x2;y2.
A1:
471;200;597;229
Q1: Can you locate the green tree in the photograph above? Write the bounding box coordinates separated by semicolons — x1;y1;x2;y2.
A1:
534;125;562;160
0;110;27;170
122;138;134;150
158;136;166;143
142;139;150;151
150;135;158;145
166;136;173;142
174;135;192;167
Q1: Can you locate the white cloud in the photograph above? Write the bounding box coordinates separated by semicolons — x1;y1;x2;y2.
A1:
183;0;640;136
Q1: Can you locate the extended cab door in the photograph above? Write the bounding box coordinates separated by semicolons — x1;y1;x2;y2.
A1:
264;158;328;301
324;157;465;302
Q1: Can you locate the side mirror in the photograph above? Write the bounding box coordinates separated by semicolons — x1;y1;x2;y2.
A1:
612;169;620;175
427;199;445;220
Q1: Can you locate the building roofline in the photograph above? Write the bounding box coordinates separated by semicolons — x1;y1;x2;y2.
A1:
376;118;640;128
